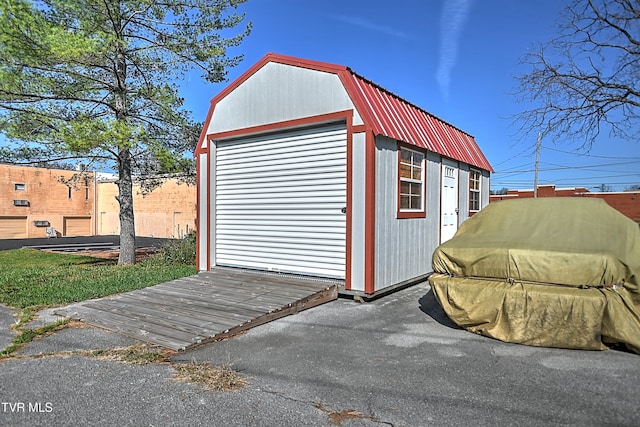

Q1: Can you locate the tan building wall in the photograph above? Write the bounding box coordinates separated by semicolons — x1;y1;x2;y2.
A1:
0;164;96;238
97;178;196;238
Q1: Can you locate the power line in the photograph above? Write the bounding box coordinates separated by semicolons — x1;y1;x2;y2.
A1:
494;160;639;174
491;144;536;168
542;145;640;160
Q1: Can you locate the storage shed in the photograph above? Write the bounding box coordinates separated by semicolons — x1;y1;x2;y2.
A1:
195;53;493;296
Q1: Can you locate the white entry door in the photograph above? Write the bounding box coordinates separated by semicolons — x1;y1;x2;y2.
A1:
440;160;459;243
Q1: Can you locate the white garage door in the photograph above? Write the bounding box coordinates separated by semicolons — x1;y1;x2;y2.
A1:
215;123;347;279
0;217;27;239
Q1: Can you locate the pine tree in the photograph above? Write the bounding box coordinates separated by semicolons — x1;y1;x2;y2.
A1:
0;0;251;264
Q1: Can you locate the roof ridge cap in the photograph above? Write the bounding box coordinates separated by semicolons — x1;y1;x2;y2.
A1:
346;68;475;139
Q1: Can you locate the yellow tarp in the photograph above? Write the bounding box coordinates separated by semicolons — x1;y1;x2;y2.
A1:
430;198;640;353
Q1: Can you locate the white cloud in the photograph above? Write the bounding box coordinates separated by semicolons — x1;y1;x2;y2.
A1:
437;0;473;101
335;15;412;40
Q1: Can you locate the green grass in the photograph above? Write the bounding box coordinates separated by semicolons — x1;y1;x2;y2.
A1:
0;248;197;309
0;319;68;357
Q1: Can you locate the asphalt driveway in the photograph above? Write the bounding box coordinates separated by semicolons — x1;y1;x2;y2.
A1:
0;235;175;251
1;282;640;426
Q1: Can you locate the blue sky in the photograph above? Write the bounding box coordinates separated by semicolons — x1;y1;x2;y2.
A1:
181;0;640;192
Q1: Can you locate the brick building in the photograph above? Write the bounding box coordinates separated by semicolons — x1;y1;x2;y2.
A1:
0;164;96;238
0;164;195;239
490;184;640;222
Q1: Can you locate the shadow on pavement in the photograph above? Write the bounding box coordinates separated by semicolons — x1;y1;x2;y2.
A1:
418;290;461;329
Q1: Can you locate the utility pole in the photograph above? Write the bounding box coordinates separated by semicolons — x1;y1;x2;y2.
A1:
534;133;541;198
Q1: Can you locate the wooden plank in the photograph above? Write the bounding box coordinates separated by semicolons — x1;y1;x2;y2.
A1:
62;306;194;350
170;277;327;304
174;273;335;301
204;268;341;291
113;293;260;324
78;303;206;342
193;285;338;349
129;285;284;314
114;295;262;328
143;280;298;310
200;269;342;292
82;300;238;336
57;268;340;351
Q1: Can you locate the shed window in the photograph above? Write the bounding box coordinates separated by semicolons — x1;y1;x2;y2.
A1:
469;169;481;214
14;183;26;191
398;147;425;218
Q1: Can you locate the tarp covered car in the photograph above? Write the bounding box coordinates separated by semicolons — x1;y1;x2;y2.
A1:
429;197;640;353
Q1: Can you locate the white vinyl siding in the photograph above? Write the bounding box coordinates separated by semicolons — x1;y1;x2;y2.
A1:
197;153;208;270
215;124;347;278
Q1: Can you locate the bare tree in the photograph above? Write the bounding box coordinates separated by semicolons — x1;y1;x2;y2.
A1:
514;0;640;149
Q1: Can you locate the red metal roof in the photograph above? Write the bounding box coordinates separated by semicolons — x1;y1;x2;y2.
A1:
340;70;493;172
197;53;493;172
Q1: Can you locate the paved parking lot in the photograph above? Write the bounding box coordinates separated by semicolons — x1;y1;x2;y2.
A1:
0;235;173;251
1;281;639;426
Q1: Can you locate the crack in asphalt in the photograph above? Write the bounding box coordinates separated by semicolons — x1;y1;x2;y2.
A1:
258;386;396;426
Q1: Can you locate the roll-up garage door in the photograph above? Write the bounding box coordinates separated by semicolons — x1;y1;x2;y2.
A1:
64;216;92;236
0;217;27;238
215;123;347;279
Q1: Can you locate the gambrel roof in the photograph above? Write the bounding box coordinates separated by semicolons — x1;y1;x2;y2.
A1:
197;53;493;172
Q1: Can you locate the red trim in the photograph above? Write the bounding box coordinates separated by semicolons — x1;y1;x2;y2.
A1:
206;148;212;271
195;152;201;270
195;104;215;156
265;52;349;74
398;211;427;219
196;53;349;156
196;52;492;169
207;109;354;282
194;53;494;288
438;162;443;243
352;124;366;133
396;143;427;219
345;115;354;290
338;73;377;137
207;110;353;141
455;161;460;230
339;66;492;172
364;130;376;294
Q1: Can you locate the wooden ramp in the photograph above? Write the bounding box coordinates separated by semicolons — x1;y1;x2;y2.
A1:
55;268;340;351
